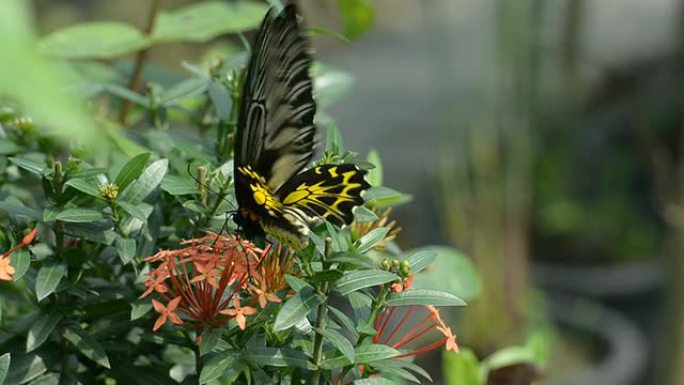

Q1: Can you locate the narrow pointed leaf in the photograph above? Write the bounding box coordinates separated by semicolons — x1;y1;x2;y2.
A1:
244;348;315;370
114;152;150;191
153;2;268;43
39;22;150;59
405;250;436;274
274;288;322;331
199;328;222;355
115;236;137;265
63;325;111;368
386;290;466;307
54;208;104;223
26;311;63;352
130;301;152;321
199;351;238;384
315;328;354;362
11;249;31;281
35;262;66;301
354;344;399;364
356;227;389;254
335;270;397;296
65;178;102;198
0;353;9;385
353;379;397;385
120;159;168;204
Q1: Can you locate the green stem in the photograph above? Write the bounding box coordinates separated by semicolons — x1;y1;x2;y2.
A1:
193;340;203;380
310;238;332;385
118;0;163;125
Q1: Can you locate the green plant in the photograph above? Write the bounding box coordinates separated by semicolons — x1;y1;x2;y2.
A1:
0;1;475;384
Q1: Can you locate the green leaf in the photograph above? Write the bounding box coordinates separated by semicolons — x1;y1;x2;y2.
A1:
327;306;358;340
63;325;111;368
386;290;466;307
410;246;480;301
161;77;210;105
314;66;354;108
11;249;31;281
117;201;148;221
315;328;354;362
115;236;137;265
353;379;397;385
130;301;152;321
364;186;412;209
0;353;9;385
354;344;399;364
309;269;344;285
161;175;197;196
26;310;63;352
65;178;102;198
208;80;232;120
67;167;108;179
443;349;481;385
325;123;344;155
339;0;374;40
9;156;45;175
115;152;151;192
353;206;378;223
329;251;376;269
54;208;104;223
26;372;59;385
4;354;46;385
154;1;268;43
356;227;390;253
0;140;22;155
284;275;313;292
0;200;42;221
335;270;397;296
120;159;168;204
366;149;382;186
39;22;150;59
244;348;315;370
35;262;67;301
405;250;436;274
274;288;323;331
199;328;222;356
199;351;239;384
103;83;150;107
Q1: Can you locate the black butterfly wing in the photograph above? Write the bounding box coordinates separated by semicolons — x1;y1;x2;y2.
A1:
234;4;316;195
277;164;370;226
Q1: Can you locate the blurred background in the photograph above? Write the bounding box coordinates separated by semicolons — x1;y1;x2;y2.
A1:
16;0;684;383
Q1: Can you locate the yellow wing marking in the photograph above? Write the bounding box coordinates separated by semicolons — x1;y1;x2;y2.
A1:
282;170;363;221
238;166;283;217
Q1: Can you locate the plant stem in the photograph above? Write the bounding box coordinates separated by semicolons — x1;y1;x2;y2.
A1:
193;341;203;379
310;238;332;385
118;0;163;125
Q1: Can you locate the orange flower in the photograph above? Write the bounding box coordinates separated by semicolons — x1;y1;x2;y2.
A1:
373;303;459;358
0;257;16;281
140;232;287;331
152;297;183;331
220;297;257;330
0;227;38;282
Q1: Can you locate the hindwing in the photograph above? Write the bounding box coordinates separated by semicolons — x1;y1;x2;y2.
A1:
277;164;370;226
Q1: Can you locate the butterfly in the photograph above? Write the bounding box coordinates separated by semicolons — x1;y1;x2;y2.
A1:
233;4;370;249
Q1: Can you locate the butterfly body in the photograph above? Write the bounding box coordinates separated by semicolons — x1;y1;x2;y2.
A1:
233;4;370;249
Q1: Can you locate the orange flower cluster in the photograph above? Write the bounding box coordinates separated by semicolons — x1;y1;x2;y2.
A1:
140;232;290;331
373;304;459;358
0;227;37;281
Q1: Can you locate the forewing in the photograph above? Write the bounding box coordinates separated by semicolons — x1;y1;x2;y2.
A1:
277;164;370;226
234;4;316;193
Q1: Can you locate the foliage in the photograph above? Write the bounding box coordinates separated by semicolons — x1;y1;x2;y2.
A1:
0;1;473;384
